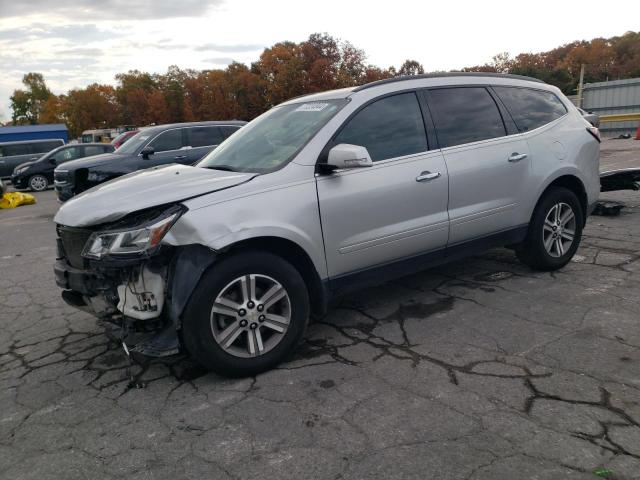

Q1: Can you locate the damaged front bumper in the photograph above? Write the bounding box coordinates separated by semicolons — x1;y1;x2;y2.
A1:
54;252;181;357
54;204;218;358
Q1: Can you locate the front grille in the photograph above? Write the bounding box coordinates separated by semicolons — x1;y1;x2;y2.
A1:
57;226;93;269
54;170;72;186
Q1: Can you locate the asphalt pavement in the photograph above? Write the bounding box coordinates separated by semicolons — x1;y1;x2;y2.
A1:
1;139;639;480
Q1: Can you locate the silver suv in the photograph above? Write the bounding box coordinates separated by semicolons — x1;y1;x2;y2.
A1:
54;73;600;376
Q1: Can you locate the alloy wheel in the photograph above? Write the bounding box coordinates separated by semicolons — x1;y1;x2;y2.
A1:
210;274;291;358
543;202;576;258
29;175;48;191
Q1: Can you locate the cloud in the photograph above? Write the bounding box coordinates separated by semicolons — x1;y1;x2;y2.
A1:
56;47;103;57
0;0;225;19
194;43;264;53
202;57;235;65
0;23;122;43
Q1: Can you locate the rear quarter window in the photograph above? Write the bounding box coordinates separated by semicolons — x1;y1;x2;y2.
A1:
493;86;567;132
2;144;29;156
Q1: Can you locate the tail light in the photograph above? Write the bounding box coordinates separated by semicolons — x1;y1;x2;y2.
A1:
586;126;601;143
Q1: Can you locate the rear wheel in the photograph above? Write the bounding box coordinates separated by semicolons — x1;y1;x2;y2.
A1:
182;251;309;377
28;175;48;191
517;187;583;271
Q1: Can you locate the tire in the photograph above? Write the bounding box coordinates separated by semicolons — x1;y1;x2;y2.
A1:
182;251;310;377
516;186;583;271
28;175;48;192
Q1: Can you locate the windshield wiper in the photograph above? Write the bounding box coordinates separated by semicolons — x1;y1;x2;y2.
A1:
204;165;238;172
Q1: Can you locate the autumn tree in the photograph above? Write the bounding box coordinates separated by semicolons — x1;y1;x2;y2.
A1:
10;73;52;124
39;95;65;124
115;70;157;125
7;31;640;134
63;84;120;137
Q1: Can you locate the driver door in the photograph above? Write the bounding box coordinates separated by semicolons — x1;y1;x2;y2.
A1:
316;92;449;280
142;128;190;168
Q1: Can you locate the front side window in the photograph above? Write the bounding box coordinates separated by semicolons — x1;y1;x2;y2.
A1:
186;126;224;147
335;92;428;162
149;129;183;152
198;99;347;173
493;86;567;132
429;87;506;148
55;146;81;162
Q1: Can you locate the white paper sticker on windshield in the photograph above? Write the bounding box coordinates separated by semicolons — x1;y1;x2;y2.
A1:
295;102;329;112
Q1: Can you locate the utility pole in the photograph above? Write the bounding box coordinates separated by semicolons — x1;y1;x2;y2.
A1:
577;64;585;108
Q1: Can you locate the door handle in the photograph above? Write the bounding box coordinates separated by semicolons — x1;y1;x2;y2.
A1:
174;155;188;160
508;152;528;163
416;171;441;182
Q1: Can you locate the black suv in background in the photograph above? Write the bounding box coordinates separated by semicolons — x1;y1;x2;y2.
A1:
12;143;114;191
54;121;246;201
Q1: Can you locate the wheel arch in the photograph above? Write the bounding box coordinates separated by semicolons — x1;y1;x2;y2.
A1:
534;173;588;226
221;236;329;317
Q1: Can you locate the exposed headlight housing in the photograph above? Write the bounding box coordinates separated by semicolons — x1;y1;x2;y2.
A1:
82;209;181;259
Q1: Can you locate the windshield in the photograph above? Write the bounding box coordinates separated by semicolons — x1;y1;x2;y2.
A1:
116;130;155;154
197;99;348;173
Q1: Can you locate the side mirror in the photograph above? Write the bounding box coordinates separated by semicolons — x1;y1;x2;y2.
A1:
49;157;57;164
141;146;155;159
327;144;373;170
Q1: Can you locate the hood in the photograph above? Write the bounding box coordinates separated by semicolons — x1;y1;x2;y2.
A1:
14;161;36;172
54;164;258;227
58;152;125;171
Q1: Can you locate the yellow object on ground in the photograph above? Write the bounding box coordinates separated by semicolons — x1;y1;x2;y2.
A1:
0;192;37;209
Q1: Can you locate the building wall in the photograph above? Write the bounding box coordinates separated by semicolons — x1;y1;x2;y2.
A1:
581;77;640;137
0;129;68;143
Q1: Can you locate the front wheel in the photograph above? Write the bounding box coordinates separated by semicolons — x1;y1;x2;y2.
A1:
28;175;49;191
182;251;310;377
516;187;583;271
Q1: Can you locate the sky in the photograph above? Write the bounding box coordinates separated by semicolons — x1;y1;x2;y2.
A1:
0;0;636;121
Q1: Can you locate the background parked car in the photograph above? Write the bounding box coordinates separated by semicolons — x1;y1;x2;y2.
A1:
0;139;65;179
12;143;114;192
111;129;139;149
578;107;600;128
54;120;246;201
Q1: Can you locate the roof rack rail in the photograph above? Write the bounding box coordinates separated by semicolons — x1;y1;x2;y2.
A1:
352;72;544;92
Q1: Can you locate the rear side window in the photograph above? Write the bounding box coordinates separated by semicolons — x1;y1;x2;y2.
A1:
83;146;105;157
493;87;567;132
335;92;428;161
1;144;29;156
149;129;184;152
186;126;224;147
428;87;506;148
30;141;63;154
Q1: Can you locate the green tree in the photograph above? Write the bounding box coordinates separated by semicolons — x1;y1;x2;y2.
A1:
10;73;52;124
398;60;425;76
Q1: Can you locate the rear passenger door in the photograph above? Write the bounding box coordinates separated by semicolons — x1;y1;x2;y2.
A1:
184;126;225;163
426;87;530;245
